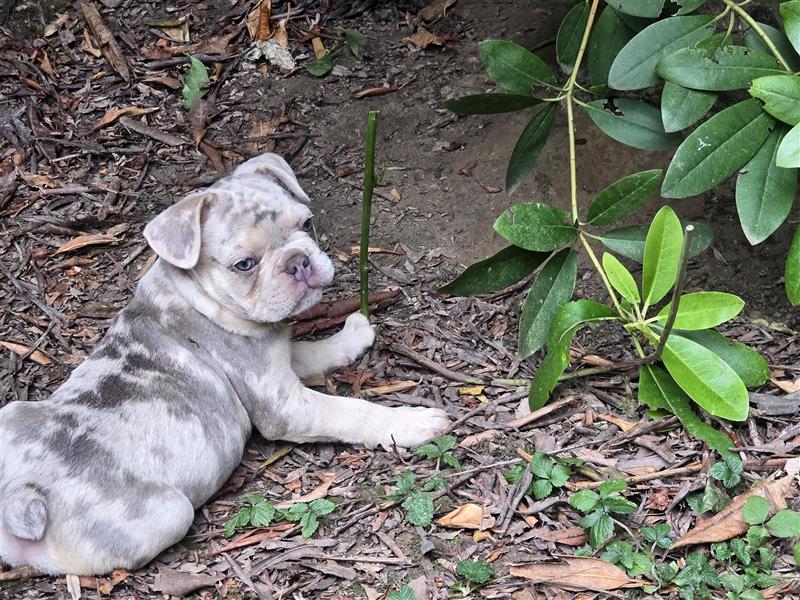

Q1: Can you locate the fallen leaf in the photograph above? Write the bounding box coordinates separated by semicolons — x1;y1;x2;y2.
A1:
17;170;55;188
92;107;157;131
56;233;118;254
672;475;792;548
188;98;213;145
275;473;334;508
458;385;485;396
473;530;496;542
353;86;398;99
81;3;131;81
436;503;494;530
199;140;225;172
144;16;190;42
142;75;182;89
98;570;130;594
247;119;277;152
362;380;420;396
771;378;800;393
404;27;444;49
81;29;103;58
510;557;645;590
533;527;588;546
408;575;427;599
459;430;501;447
311;36;326;59
0;341;53;366
349;245;404;257
246;0;271;41
418;0;457;22
44;13;70;37
390;187;401;201
272;14;289;47
151;568;220;596
65;574;81;600
597;414;636;432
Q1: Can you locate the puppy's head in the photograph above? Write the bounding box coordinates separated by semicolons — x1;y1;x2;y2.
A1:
144;153;334;324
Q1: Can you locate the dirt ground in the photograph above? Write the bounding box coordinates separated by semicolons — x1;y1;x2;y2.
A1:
1;0;800;598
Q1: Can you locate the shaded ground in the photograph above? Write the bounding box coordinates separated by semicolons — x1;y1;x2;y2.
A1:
1;0;800;598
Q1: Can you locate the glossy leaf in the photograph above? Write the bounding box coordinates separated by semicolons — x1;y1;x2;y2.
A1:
494;203;577;252
749;75;800;125
642;206;683;308
600;221;712;262
588;6;636;88
675;329;769;389
662;99;775;198
661;82;716;132
657;46;784;91
661;334;750;421
479;40;557;95
656;292;745;330
182;56;210;110
445;93;543;115
776;121;800;167
439;246;547;296
639;365;734;456
587;169;662;225
736;127;798;244
546;299;617;349
786;224;800;305
602;252;640;304
744;21;800;71
674;0;707;15
557;1;590;72
519;249;577;358
584;98;681;150
781;1;800;56
608;15;715;90
306;55;333;77
605;0;663;17
507;105;557;194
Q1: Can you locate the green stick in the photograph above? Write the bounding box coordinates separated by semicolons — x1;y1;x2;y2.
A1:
360;111;379;316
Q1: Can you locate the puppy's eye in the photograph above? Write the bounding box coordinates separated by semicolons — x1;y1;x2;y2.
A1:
233;258;257;272
302;218;313;233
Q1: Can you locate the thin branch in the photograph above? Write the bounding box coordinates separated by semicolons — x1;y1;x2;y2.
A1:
360;111;379;316
654;225;694;361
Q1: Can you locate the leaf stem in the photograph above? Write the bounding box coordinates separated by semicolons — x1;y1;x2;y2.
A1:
725;0;792;71
653;225;694;361
360;111;379;316
579;232;623;315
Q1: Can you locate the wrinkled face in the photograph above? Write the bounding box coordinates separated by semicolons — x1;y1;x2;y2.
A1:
144;154;334;324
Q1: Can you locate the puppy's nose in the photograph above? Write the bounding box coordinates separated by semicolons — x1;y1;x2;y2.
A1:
285;254;313;282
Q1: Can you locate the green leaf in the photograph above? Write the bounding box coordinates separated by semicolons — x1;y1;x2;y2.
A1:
749;75;800;125
781;1;800;56
557;1;590;72
767;508;800;537
743;496;770;525
392;471;416;500
642;205;683;308
309;498;335;516
423;476;446;492
602;252;640;304
639;365;735;456
307;55;333;77
598;479;628;497
793;541;800;566
494;203;576;252
532;479;553;499
603;496;638;515
457;560;494;584
416;443;440;459
445;93;543;115
608;15;715;90
787;224;800;305
587;169;663;225
388;585;418;600
642;523;672;548
342;28;367;59
287;503;309;521
402;491;434;527
182;56;210;110
549;463;571;487
505;464;525;484
588;6;636;88
300;511;319;538
657;46;784;91
530;452;553;479
442;453;461;469
479;40;557;94
588;513;615;547
709;456;743;487
435;435;457;452
675;0;708;15
439;245;547;296
662;334;750;421
736;127;798;244
776;121;800;167
745;21;800;71
661;82;717;132
250;501;275;527
584;98;681;150
657;291;745;330
662;99;775;198
518;249;578;358
570;489;600;512
674;330;769;389
507;104;557;194
605;0;664;18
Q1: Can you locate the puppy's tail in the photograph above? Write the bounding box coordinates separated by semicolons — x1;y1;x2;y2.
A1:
2;485;48;541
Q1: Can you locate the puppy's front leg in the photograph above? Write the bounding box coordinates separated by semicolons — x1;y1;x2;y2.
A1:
291;312;375;378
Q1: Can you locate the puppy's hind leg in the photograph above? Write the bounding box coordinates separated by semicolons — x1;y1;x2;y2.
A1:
291;312;375;377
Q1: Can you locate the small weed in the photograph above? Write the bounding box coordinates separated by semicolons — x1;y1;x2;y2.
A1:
570;480;637;547
416;435;461;469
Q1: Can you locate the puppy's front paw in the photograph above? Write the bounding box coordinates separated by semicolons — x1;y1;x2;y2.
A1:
338;312;376;363
378;407;450;450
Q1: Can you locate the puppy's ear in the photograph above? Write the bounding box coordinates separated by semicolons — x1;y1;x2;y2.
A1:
233;153;310;203
144;192;208;269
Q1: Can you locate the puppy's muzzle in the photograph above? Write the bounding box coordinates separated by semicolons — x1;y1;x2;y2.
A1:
285;253;313;284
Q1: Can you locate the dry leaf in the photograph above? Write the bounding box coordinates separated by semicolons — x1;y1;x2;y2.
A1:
188;98;213;145
247;119;277;152
17;170;55;188
199;140;225;172
349;245;404;257
771;377;800;393
404;27;444;49
142;75;182;89
362;380;419;396
311;36;326;59
597;414;636;432
81;3;131;81
1;341;53;366
272;13;289;47
56;233;118;254
93;106;157;131
276;473;334;508
353;86;398;98
458;385;485;396
151;568;220;596
81;29;103;57
459;430;501;447
436;503;493;530
418;0;457;22
144;16;190;42
672;475;792;549
510;557;645;591
44;13;70;37
97;570;130;594
533;527;588;547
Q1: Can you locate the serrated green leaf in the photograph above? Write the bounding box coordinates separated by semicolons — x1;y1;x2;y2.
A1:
531;478;554;499
745;20;800;71
675;0;708;15
743;496;770;525
506;104;557;194
530;452;553;478
457;560;494;584
435;435;457;452
550;463;571;487
479;40;557;94
309;498;335;516
287;503;309;520
603;496;638;515
585;98;681;150
749;75;800;125
416;442;440;459
736;127;798;244
793;541;800;566
662;99;775;198
571;489;600;512
394;471;416;498
518;248;578;358
599;479;628;497
388;585;418;600
307;55;333;77
600;221;713;263
657;46;784;91
602;252;640;304
709;456;743;488
608;15;715;90
587;169;663;225
661;82;717;132
342;28;367;58
423;476;446;492
442;453;461;469
300;511;319;538
776;121;800;167
182;55;210;110
639;365;735;456
445;93;543;115
402;491;434;527
557;1;590;72
642;205;683;308
787;224;800;305
494;203;576;252
250;501;275;527
588;6;636;88
439;245;547;296
781;1;800;56
657;291;744;330
662;334;750;421
767;508;800;537
605;0;664;18
589;513;616;547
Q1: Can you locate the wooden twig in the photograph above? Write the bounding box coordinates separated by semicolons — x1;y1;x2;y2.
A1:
360;111;379;316
654;224;694;360
388;342;486;385
566;463;704;490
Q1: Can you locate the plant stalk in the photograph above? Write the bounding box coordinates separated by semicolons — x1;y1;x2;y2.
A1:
724;0;792;71
579;232;623;315
653;225;694;360
360;111;379;316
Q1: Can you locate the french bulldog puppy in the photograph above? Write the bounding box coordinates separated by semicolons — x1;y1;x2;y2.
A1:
0;154;449;576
